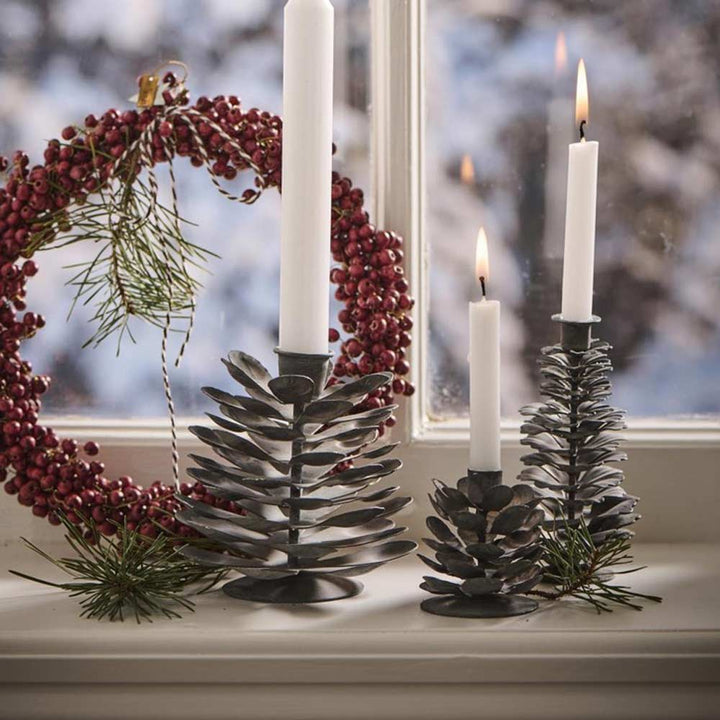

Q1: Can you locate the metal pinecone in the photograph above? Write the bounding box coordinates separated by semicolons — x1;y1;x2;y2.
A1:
419;475;544;601
519;339;639;544
176;351;416;592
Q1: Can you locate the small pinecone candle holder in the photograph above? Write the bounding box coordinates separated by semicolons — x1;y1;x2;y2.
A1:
419;470;544;618
177;349;416;604
518;316;639;544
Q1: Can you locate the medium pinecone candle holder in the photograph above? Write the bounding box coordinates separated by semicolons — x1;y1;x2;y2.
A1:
518;315;639;544
177;349;416;604
419;469;544;618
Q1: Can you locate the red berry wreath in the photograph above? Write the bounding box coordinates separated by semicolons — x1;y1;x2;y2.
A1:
0;71;414;540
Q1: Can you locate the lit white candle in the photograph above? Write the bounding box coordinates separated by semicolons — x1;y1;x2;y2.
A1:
560;58;599;322
279;0;334;354
469;228;501;472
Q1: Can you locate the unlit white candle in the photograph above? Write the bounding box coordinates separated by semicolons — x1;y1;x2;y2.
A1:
469;229;501;472
279;0;334;354
561;59;599;322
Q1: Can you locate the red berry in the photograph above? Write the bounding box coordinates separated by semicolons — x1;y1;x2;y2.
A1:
98;522;116;536
83;441;100;456
66;494;83;509
22;260;38;277
346;339;362;357
380;350;397;368
61;439;78;455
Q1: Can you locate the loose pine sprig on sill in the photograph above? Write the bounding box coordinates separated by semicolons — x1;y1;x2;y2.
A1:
528;519;663;613
10;515;227;623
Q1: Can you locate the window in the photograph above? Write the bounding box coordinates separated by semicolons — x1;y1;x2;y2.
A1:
3;0;718;465
425;0;720;422
5;0;370;417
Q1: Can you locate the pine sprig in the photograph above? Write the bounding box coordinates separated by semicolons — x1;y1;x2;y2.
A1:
529;519;662;613
10;515;227;622
28;140;217;353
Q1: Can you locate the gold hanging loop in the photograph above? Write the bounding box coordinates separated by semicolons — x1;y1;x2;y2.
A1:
135;60;189;108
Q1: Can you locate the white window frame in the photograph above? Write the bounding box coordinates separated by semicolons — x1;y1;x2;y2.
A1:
16;0;717;545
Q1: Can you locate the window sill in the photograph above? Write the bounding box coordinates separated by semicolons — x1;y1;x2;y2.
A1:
412;418;720;449
1;542;718;720
37;415;720;448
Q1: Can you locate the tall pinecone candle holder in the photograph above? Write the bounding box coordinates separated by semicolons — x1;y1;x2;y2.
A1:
419;469;544;618
518;315;639;544
177;349;416;604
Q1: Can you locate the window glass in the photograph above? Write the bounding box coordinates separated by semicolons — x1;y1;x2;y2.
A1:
3;0;369;416
426;0;720;419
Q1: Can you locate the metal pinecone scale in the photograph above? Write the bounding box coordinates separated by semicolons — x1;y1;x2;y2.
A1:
177;349;416;604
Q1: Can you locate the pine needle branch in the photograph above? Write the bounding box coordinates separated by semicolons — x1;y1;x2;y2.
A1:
528;519;662;613
9;514;228;623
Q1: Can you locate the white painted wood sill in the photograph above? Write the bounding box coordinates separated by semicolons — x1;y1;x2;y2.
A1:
1;542;718;720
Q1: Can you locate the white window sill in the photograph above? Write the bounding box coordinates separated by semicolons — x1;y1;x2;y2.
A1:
1;542;718;720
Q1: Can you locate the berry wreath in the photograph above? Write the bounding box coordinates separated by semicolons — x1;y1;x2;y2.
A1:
0;69;414;542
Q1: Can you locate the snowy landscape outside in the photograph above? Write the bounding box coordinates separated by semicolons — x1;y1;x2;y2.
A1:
1;0;718;420
427;0;720;419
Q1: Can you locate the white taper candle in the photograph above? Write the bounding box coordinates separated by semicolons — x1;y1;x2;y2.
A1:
560;59;599;322
279;0;334;354
469;228;501;472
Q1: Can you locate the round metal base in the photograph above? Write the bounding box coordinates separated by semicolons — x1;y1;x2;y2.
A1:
421;594;539;618
222;573;363;604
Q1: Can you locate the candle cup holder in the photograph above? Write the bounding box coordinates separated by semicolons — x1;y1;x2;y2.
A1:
177;348;416;604
419;469;544;618
518;315;639;544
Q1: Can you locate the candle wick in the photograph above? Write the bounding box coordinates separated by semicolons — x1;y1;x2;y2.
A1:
579;119;587;141
479;276;487;298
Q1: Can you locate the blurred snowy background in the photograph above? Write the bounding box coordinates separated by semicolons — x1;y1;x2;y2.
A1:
427;0;720;419
0;0;370;417
0;0;718;420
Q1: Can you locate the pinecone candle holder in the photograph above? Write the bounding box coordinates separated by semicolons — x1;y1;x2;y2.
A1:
177;349;416;604
419;470;544;618
518;316;639;544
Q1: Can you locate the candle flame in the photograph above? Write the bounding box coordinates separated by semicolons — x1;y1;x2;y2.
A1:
554;32;568;75
475;227;489;286
460;154;475;185
575;58;589;130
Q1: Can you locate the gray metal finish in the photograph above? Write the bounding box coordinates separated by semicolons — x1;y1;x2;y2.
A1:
179;350;416;604
551;313;601;351
223;574;363;604
419;470;543;618
421;594;538;618
518;317;639;544
275;348;333;397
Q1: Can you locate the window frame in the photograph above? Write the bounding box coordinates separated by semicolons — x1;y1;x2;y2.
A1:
33;0;720;505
